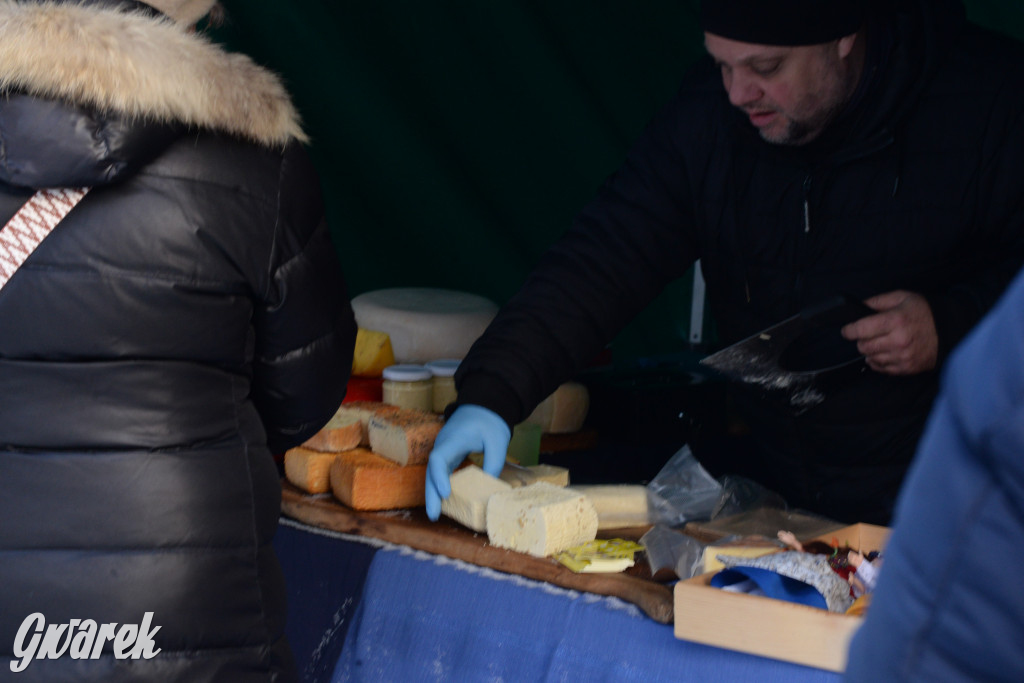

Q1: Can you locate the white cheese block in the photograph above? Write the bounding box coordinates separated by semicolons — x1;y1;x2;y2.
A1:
569;484;651;529
351;287;498;363
440;465;512;532
486;482;599;557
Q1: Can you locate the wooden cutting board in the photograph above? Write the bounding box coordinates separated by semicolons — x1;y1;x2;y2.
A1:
280;480;674;624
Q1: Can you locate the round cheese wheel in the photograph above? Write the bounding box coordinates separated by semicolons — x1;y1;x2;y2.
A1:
351;288;499;363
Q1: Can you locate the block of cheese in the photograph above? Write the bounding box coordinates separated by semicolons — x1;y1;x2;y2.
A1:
440;465;512;532
524;382;590;434
328;447;427;511
284;446;340;494
702;538;783;574
324;401;402;447
301;410;364;452
486;482;599;557
351;328;395;377
569;484;651;530
499;463;570;488
368;409;442;466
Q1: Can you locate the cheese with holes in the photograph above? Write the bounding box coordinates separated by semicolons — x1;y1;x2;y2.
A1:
569;484;651;529
486;482;599;557
368;409;442;466
284;447;340;494
441;465;512;532
328;447;427;510
351;328;395;377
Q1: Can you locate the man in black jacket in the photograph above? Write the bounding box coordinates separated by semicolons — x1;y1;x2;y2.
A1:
425;0;1024;525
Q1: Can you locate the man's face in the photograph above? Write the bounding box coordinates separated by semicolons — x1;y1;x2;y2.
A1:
704;32;861;145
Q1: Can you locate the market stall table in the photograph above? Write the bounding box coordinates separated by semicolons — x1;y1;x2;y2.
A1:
274;489;843;683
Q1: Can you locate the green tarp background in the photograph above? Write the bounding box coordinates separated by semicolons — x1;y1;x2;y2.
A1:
212;1;1024;362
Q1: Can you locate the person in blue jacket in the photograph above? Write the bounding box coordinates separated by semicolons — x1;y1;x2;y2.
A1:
425;0;1024;525
844;266;1024;681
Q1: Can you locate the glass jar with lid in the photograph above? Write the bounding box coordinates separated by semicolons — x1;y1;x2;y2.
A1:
425;359;460;413
381;364;434;412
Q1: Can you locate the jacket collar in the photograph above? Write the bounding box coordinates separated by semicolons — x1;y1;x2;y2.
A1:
0;0;306;147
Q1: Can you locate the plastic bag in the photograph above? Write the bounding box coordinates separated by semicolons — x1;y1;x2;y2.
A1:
639;525;707;579
645;445;724;527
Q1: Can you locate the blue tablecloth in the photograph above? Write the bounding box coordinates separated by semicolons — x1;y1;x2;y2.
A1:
274;518;840;683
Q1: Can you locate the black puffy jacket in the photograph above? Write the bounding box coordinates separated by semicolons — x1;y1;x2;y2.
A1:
454;0;1024;523
0;2;355;681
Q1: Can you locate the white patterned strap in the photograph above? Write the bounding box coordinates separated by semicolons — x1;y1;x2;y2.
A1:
0;187;89;291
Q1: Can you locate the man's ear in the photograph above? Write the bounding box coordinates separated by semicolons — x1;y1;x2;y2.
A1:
837;32;858;60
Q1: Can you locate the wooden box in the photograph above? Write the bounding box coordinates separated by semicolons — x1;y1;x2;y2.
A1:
673;523;889;673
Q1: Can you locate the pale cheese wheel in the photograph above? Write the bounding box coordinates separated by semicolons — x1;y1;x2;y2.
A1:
524;382;590;434
351;288;498;363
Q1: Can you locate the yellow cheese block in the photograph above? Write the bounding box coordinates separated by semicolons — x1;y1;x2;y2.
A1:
702;544;782;574
351;328;395;378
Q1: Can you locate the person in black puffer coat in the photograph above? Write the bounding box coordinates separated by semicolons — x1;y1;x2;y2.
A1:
425;0;1024;526
0;1;356;681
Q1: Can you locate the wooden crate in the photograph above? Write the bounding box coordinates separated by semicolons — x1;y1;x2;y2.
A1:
673;523;889;672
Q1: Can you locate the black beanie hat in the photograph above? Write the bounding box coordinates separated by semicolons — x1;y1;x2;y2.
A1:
700;0;863;46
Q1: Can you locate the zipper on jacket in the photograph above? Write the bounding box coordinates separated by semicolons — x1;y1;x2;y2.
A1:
802;175;812;234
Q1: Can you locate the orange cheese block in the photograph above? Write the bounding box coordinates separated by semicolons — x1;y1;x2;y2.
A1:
329;447;427;511
283;446;340;494
304;401;403;451
301;412;363;452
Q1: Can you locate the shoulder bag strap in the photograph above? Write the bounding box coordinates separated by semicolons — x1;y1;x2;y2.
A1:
0;187;90;291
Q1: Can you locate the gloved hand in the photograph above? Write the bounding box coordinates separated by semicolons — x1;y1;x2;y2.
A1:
425;404;511;521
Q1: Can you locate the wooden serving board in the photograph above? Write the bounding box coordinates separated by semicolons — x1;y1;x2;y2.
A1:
280;481;674;624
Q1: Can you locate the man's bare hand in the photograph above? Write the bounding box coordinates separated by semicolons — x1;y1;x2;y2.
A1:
840;290;938;375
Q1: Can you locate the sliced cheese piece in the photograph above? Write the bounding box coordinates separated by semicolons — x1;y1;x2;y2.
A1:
301;411;364;452
524;382;590;434
486;482;599;557
441;465;512;532
702;543;783;574
351;328;395;377
368;409;442;466
284;446;340;494
499;463;570;488
328;447;427;511
569;484;651;529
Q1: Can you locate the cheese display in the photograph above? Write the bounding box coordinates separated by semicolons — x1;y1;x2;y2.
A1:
367;409;443;466
440;465;512;532
523;381;590;433
328;447;427;510
283;446;340;494
486;482;599;557
351;327;395;377
301;410;363;452
351;287;498;363
569;484;651;530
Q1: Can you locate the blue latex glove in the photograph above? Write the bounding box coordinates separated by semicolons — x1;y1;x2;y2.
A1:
425;404;511;521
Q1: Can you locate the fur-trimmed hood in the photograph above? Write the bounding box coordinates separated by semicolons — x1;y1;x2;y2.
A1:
0;0;306;147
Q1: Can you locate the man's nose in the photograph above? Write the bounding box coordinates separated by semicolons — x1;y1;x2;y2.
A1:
727;73;762;108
